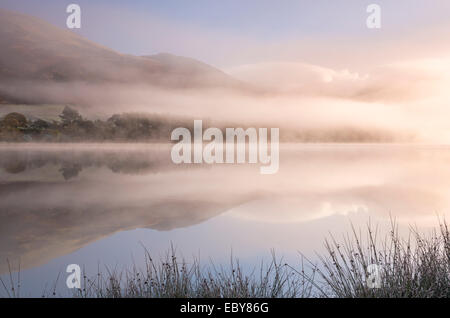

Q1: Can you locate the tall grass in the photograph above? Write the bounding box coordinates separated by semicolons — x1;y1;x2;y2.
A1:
304;219;450;298
71;247;314;298
2;220;449;298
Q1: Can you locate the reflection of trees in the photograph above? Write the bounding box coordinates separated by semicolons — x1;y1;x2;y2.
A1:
0;148;242;273
59;163;83;180
3;160;27;174
0;147;195;180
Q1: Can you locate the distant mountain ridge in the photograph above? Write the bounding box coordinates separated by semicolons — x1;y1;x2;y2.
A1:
0;9;239;92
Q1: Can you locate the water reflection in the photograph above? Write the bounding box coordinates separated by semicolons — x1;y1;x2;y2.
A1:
1;143;450;275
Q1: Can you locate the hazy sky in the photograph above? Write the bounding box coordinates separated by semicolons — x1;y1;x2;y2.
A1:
2;0;450;67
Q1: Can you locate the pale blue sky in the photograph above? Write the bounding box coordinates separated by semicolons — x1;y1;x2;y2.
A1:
1;1;449;67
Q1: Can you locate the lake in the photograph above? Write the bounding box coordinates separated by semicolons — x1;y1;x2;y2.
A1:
1;143;449;296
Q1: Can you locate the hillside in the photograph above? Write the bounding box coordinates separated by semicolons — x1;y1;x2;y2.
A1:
0;9;240;103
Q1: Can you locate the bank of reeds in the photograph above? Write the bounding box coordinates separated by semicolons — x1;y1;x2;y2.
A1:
1;220;449;298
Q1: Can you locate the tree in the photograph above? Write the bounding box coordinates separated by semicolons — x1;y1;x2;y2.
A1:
0;112;28;141
59;106;82;126
1;112;27;128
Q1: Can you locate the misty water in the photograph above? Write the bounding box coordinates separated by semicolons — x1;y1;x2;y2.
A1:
1;143;450;296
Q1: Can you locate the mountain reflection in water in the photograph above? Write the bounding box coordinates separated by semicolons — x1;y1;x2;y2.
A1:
1;143;450;274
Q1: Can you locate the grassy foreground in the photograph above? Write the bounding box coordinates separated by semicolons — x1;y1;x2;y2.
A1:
2;220;449;298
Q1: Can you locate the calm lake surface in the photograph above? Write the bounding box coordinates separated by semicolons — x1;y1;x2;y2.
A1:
1;143;449;296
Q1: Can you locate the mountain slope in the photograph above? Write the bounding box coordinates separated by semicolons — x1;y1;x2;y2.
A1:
0;9;238;89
